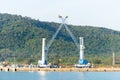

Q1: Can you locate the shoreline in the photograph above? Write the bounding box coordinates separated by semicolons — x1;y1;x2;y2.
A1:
1;67;120;72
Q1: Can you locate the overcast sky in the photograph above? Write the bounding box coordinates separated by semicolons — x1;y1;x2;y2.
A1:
0;0;120;31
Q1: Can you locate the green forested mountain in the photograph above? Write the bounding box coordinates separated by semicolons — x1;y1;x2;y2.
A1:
0;13;120;65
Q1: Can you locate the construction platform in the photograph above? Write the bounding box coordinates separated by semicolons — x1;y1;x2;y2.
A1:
1;67;120;72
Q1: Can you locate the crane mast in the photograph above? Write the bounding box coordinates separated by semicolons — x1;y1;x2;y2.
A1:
79;37;84;60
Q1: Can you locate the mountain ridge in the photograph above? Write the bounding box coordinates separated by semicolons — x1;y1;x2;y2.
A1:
0;13;120;65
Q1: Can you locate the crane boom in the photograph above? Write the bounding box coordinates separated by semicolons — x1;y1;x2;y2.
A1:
46;23;63;50
46;16;79;51
64;24;79;49
46;17;67;51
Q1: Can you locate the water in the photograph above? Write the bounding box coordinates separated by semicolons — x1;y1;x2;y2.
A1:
0;71;120;80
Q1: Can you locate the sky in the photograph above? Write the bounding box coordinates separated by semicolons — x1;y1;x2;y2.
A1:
0;0;120;31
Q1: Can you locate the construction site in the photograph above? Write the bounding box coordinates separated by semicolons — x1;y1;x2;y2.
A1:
37;16;91;68
0;16;119;72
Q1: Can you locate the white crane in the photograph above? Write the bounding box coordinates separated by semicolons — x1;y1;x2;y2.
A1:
38;16;88;68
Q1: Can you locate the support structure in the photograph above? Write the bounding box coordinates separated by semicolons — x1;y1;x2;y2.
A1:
80;37;84;60
75;37;91;68
41;38;46;65
38;38;50;68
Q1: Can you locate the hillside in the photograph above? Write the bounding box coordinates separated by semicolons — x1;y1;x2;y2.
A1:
0;13;120;65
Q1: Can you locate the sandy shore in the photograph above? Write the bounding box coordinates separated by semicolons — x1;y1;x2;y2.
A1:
1;67;120;72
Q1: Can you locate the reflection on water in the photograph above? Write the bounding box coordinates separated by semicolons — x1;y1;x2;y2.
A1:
79;72;85;80
38;71;46;76
38;71;46;80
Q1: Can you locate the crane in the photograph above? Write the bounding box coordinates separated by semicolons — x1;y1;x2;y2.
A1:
38;16;79;68
38;16;90;68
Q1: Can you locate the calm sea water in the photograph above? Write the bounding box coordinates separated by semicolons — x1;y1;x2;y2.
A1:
0;71;120;80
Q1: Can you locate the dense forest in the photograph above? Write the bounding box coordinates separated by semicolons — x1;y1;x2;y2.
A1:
0;13;120;65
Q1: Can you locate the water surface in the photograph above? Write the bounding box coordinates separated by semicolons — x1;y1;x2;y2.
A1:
0;71;120;80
